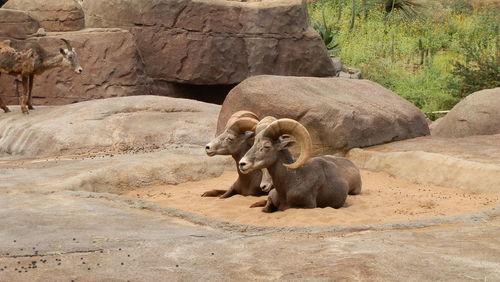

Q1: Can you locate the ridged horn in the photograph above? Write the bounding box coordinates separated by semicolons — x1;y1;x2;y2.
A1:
255;116;277;134
262;118;312;169
60;38;72;50
225;111;259;128
227;117;258;133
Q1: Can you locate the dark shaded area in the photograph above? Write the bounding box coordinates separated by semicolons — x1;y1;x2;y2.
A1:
152;81;236;105
0;0;7;8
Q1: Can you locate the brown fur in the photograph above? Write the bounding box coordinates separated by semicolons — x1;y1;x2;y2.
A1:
0;39;82;114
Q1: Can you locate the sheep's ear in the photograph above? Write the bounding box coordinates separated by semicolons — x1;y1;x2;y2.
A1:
59;48;66;55
277;136;295;151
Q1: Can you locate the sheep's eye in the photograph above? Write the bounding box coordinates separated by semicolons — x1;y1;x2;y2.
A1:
263;145;272;149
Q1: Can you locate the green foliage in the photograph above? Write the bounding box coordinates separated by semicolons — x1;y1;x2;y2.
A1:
448;43;500;98
313;8;341;52
308;0;499;116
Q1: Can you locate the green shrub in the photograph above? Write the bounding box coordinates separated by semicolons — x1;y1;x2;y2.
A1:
448;44;499;98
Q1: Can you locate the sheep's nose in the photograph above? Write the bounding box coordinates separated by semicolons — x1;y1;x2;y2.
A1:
76;67;83;73
205;145;210;150
239;162;246;169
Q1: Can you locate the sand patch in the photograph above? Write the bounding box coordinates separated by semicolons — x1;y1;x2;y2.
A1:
123;170;499;227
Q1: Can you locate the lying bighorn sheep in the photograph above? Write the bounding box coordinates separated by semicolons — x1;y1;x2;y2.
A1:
203;111;270;198
0;38;83;114
239;117;362;212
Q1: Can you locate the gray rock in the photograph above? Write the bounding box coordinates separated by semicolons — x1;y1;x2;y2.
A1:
431;88;500;138
4;0;85;31
0;96;221;157
218;75;430;155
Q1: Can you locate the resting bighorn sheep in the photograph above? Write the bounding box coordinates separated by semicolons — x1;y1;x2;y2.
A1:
0;38;83;114
239;117;362;212
203;111;270;199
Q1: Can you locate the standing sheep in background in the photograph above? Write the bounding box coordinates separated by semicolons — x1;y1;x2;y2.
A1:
0;38;83;114
203;111;271;199
239;118;362;212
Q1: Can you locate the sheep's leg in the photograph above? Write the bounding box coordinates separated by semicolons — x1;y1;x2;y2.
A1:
27;74;34;110
0;97;10;113
20;75;29;114
0;74;9;113
201;189;227;197
249;199;267;208
262;189;278;213
219;185;237;198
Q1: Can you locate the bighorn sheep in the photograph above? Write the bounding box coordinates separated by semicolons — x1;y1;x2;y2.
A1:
239;117;362;212
0;38;83;114
203;111;270;199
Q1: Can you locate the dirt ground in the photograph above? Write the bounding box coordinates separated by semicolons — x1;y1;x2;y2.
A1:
123;169;500;227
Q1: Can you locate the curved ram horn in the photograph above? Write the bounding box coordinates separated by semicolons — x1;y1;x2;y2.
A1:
60;38;72;50
226;110;259;128
227;117;258;134
262;118;312;169
255;116;277;134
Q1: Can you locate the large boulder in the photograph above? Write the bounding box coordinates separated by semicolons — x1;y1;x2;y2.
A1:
81;0;335;85
0;9;40;40
0;96;221;158
0;28;150;105
4;0;84;31
218;76;430;155
431;88;500;138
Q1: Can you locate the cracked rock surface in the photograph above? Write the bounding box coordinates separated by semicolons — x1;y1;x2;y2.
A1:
81;0;336;84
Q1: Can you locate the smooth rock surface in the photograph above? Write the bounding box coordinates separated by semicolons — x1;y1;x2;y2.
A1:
218;75;430;155
0;147;232;193
0;96;221;157
0;8;40;40
0;28;150;105
431;88;500;138
0;190;498;281
347;135;500;193
3;0;85;31
81;0;335;85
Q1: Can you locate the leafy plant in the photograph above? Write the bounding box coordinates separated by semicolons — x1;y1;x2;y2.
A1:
448;43;499;98
313;8;341;52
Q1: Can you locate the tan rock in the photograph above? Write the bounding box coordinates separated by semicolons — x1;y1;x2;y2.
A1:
347;135;500;193
0;8;40;39
0;96;221;158
4;0;85;31
218;75;430;155
431;88;500;138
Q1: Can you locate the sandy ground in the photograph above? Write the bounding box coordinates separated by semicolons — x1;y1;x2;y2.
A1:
123;170;500;227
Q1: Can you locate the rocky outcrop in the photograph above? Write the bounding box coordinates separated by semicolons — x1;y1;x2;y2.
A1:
3;0;84;31
0;9;40;39
0;96;221;157
347;134;500;193
81;0;335;85
218;75;430;155
0;28;150;105
431;88;500;138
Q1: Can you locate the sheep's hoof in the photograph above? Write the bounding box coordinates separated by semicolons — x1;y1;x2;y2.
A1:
2;108;10;113
21;108;29;115
28;105;34;110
